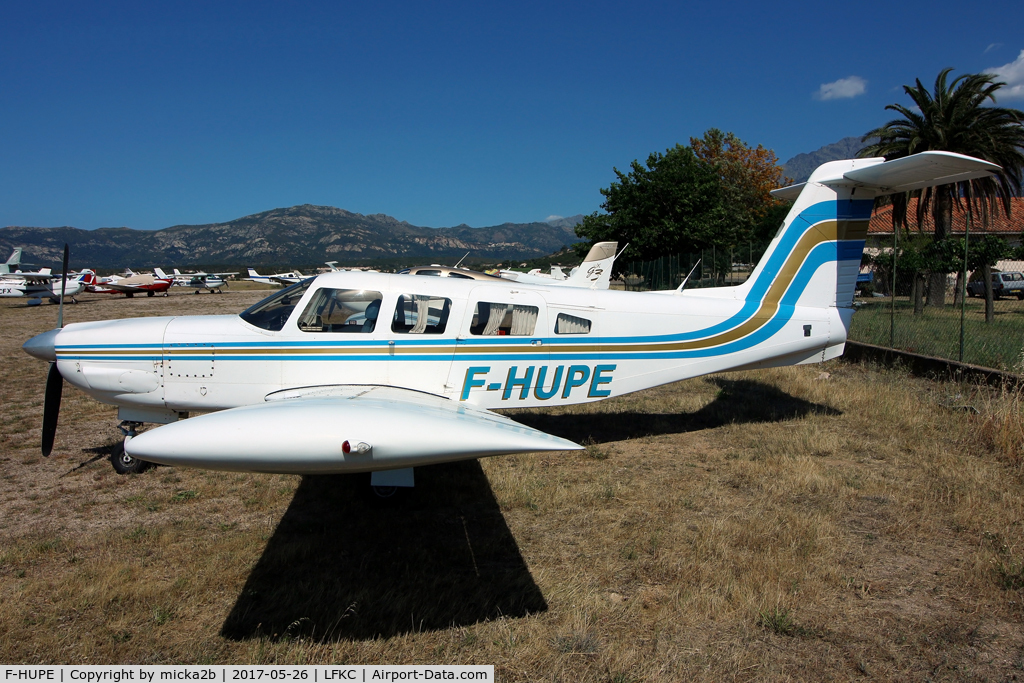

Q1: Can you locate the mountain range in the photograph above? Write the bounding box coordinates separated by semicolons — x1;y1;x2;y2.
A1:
2;135;873;271
781;136;878;183
0;208;586;270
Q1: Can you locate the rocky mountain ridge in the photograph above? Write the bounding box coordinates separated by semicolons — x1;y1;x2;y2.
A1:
1;205;583;270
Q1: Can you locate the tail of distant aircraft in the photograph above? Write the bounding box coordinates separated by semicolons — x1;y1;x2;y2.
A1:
247;268;262;278
731;152;999;314
1;247;22;274
564;241;622;289
154;267;170;280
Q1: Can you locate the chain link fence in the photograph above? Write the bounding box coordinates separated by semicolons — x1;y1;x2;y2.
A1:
848;255;1024;372
618;249;1024;373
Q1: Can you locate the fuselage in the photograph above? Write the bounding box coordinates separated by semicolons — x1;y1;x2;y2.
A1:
47;268;846;417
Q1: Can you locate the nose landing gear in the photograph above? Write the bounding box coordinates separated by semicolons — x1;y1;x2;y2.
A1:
112;421;151;474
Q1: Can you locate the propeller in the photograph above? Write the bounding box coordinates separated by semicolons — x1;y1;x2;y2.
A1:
41;244;69;457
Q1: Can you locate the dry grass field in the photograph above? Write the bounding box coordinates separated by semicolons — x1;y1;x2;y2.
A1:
2;288;1024;680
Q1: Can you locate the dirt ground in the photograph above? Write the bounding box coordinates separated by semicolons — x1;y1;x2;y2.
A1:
2;287;1024;681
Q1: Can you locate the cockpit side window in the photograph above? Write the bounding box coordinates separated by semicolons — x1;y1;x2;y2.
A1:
296;288;385;333
392;294;451;334
239;279;315;331
469;301;538;336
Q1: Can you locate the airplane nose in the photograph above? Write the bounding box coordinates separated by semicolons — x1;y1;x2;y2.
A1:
23;328;59;361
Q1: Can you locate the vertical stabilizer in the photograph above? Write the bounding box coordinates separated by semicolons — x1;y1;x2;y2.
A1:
564;241;621;289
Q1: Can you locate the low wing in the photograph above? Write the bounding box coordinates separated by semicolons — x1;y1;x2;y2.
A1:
99;281;147;292
124;385;581;474
270;275;300;285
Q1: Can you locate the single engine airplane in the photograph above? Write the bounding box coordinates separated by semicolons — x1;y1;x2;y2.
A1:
499;241;624;289
81;268;173;297
24;152;999;491
246;267;305;286
1;269;87;304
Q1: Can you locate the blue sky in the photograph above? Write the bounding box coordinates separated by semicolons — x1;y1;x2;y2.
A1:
2;0;1023;231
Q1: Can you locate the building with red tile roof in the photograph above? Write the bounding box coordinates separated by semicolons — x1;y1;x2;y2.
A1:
867;197;1024;247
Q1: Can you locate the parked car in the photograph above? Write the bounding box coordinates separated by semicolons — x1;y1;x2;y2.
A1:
967;270;1024;299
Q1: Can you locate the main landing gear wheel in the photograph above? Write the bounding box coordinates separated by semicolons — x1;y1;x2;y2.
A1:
372;486;398;499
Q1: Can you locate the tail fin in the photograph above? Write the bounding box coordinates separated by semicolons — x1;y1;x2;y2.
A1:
153;267;169;279
734;151;999;311
0;247;22;274
564;241;622;289
247;268;261;278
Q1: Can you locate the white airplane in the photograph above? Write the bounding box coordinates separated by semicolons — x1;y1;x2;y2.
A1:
170;269;237;293
499;241;624;289
23;152;998;491
0;269;87;304
246;267;306;286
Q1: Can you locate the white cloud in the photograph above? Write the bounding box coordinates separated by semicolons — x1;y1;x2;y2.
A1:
545;214;564;222
815;76;867;101
985;43;1002;54
984;49;1024;100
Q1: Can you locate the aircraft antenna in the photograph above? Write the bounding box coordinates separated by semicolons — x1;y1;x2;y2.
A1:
677;258;701;293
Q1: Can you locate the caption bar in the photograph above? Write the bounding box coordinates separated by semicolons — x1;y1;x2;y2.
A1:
2;667;493;683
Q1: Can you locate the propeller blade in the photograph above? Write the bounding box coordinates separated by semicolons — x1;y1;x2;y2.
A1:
42;361;64;456
58;243;69;328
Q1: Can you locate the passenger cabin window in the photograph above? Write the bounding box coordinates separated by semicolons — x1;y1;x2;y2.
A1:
239;279;314;331
555;312;592;334
449;272;474;279
296;288;384;333
415;270;441;277
392;294;451;334
470;302;538;336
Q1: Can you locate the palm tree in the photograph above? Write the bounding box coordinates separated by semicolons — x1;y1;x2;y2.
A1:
861;68;1024;307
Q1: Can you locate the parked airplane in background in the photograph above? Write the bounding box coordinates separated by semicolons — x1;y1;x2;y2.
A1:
186;273;231;294
246;268;305;286
499;241;623;289
0;269;87;304
81;268;173;297
1;248;24;275
24;152;999;491
172;269;238;291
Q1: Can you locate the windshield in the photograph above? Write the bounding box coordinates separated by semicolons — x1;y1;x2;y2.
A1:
239;278;315;331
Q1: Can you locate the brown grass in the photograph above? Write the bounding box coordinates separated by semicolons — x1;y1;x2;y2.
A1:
2;290;1024;679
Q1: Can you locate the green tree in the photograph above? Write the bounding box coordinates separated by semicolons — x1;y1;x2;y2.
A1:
575;144;727;262
861;68;1024;308
575;133;790;265
690;129;791;249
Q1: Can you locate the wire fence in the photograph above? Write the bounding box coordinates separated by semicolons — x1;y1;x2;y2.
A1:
848;261;1024;373
620;248;752;292
619;249;1024;374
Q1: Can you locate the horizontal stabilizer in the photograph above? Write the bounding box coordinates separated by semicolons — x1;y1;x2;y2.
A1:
840;151;1000;193
771;151;1000;200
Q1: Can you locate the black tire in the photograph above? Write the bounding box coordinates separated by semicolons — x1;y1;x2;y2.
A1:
110;443;150;475
1017;293;1024;301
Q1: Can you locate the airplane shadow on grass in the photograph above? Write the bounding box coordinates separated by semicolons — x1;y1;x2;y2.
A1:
221;378;836;643
511;377;842;445
221;460;546;642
